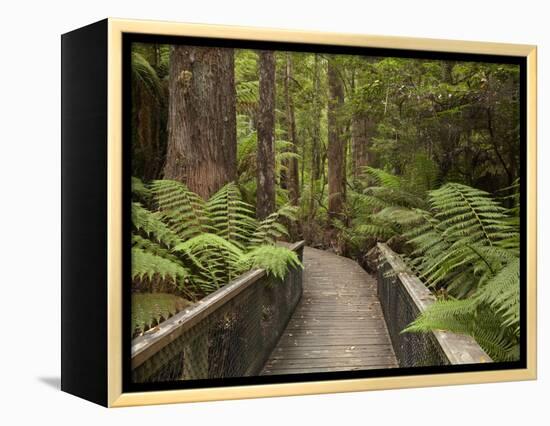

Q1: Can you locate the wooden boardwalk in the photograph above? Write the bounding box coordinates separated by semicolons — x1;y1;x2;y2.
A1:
261;246;398;375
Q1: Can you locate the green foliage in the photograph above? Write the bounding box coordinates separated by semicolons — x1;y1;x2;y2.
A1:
394;182;520;361
131;179;301;299
403;298;519;362
150;179;208;240
131;292;192;335
405;183;516;294
132;202;181;249
174;233;245;291
129;44;522;362
238;245;302;280
131;176;151;202
131;247;189;287
337;167;427;254
236;80;259;114
131;51;164;102
251;205;297;245
363;166;402;189
206;183;257;249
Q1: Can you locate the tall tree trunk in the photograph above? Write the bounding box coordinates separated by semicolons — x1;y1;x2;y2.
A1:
256;50;276;220
351;114;374;178
327;60;346;221
284;53;300;206
308;54;322;219
163;46;236;199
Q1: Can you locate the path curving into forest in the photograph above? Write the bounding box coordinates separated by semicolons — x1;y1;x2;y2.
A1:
261;246;398;375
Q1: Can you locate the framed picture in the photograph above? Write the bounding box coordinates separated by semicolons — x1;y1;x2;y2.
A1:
61;18;537;407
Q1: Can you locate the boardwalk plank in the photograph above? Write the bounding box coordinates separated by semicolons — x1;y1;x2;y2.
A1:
261;246;398;376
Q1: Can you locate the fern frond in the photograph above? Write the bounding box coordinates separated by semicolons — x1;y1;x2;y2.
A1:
475;258;520;333
362;166;402;189
251;205;297;245
207;183;257;249
150;180;208;240
378;182;522;361
236;80;258;114
174;233;245;289
132;293;190;335
132;202;181;248
430;183;512;246
404;299;476;334
131;176;151;203
237;245;303;280
132;247;190;287
355;223;395;240
132;234;182;265
131;52;164;102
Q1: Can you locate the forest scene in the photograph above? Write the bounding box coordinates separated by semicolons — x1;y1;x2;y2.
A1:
130;40;522;380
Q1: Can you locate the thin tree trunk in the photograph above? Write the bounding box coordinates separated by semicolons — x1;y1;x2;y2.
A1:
327;59;346;221
284;53;300;206
256;50;276;220
352;114;373;178
164;46;236;199
308;54;321;219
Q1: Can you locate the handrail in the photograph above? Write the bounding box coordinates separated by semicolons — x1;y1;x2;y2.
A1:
132;240;306;370
376;243;492;365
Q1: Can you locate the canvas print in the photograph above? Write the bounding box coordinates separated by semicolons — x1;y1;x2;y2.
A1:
128;39;522;386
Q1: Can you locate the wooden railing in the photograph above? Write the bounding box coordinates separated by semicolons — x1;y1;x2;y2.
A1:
131;241;305;383
376;243;492;366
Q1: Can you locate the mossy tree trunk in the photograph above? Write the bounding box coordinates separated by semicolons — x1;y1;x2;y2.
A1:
284;53;300;206
256;50;276;219
327;59;346;221
351;113;374;178
308;54;322;222
164;46;236;200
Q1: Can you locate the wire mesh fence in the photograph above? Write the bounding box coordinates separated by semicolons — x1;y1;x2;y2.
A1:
131;242;305;383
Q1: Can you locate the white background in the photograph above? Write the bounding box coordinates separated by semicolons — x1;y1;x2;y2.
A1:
0;0;546;424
